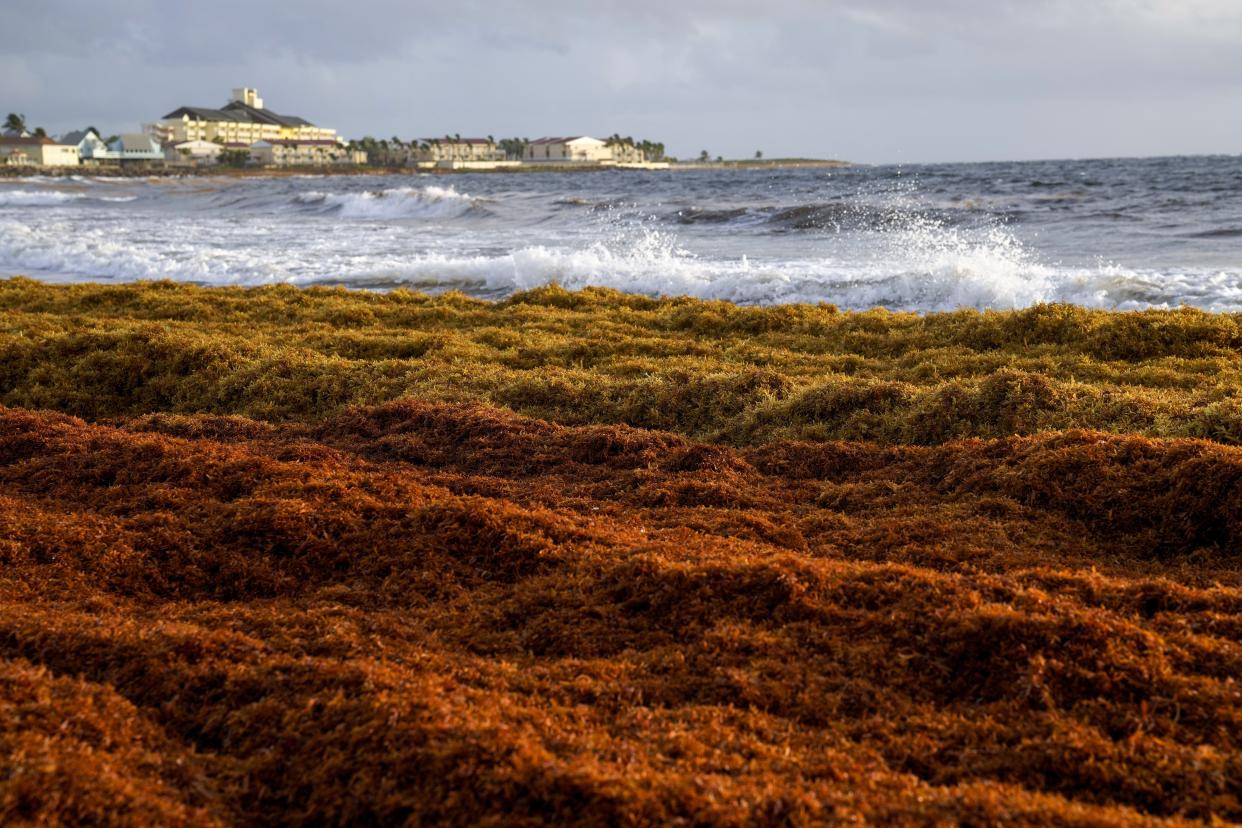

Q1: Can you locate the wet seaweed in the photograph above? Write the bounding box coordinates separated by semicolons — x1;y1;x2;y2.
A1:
1;280;1240;824
0;401;1239;824
3;278;1242;443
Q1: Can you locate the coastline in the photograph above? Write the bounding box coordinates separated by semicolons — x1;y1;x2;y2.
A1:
0;158;852;179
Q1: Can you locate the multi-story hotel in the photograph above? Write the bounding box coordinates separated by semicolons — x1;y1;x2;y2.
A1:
145;88;340;148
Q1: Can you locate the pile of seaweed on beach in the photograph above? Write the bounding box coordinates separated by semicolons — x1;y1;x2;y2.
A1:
1;278;1239;825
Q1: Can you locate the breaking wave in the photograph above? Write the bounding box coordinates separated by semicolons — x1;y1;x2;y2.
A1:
0;190;87;207
0;189;138;207
4;215;1240;311
5;157;1242;312
293;185;486;219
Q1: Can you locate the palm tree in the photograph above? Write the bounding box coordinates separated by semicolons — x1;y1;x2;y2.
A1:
699;150;710;162
3;113;28;135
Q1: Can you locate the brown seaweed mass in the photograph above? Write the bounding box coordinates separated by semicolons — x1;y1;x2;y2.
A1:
0;280;1240;825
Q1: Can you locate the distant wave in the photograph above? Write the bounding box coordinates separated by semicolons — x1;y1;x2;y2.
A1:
552;197;636;213
1189;227;1242;239
670;207;755;225
668;201;967;232
0;190;86;207
0;189;137;207
293;185;487;219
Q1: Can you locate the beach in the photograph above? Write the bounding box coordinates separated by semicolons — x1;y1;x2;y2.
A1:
2;157;1241;823
0;279;1239;823
0;159;852;181
6;0;1241;820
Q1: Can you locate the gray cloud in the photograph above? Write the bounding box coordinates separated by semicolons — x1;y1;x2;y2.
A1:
3;0;1241;162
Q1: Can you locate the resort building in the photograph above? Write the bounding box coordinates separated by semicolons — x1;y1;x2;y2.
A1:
249;139;362;167
0;135;80;166
604;140;647;164
414;138;504;163
108;134;164;163
61;128;110;162
0;146;31;166
524;136;613;163
164;140;223;166
145;87;340;147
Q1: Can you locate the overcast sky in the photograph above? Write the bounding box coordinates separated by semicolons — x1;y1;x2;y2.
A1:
4;0;1241;163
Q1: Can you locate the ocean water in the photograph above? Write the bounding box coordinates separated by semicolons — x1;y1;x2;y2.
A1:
2;155;1241;311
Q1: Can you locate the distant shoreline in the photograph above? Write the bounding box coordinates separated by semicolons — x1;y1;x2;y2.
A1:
0;158;851;179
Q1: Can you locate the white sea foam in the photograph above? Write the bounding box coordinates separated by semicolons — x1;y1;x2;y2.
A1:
0;190;87;207
5;215;1241;311
5;165;1242;312
294;185;479;219
0;189;137;206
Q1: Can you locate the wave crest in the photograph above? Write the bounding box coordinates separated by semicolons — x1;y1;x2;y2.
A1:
0;190;86;207
294;185;486;219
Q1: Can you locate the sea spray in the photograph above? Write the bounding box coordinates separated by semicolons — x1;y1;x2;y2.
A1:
4;157;1242;310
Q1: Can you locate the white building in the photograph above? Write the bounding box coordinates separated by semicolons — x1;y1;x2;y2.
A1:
249;139;364;166
414;138;504;163
109;134;164;163
165;139;222;166
524;136;612;163
0;136;80;166
61;128;110;162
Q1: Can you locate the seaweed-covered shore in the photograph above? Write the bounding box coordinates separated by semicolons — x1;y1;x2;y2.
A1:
1;279;1239;825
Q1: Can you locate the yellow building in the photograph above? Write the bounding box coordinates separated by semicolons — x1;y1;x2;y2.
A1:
145;88;339;147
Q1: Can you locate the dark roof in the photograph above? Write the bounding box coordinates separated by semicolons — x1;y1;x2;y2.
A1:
162;100;316;128
60;129;101;145
0;135;56;146
221;100;314;128
163;106;235;122
110;134;159;152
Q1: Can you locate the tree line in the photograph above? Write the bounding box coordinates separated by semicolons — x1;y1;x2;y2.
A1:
343;134;669;166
